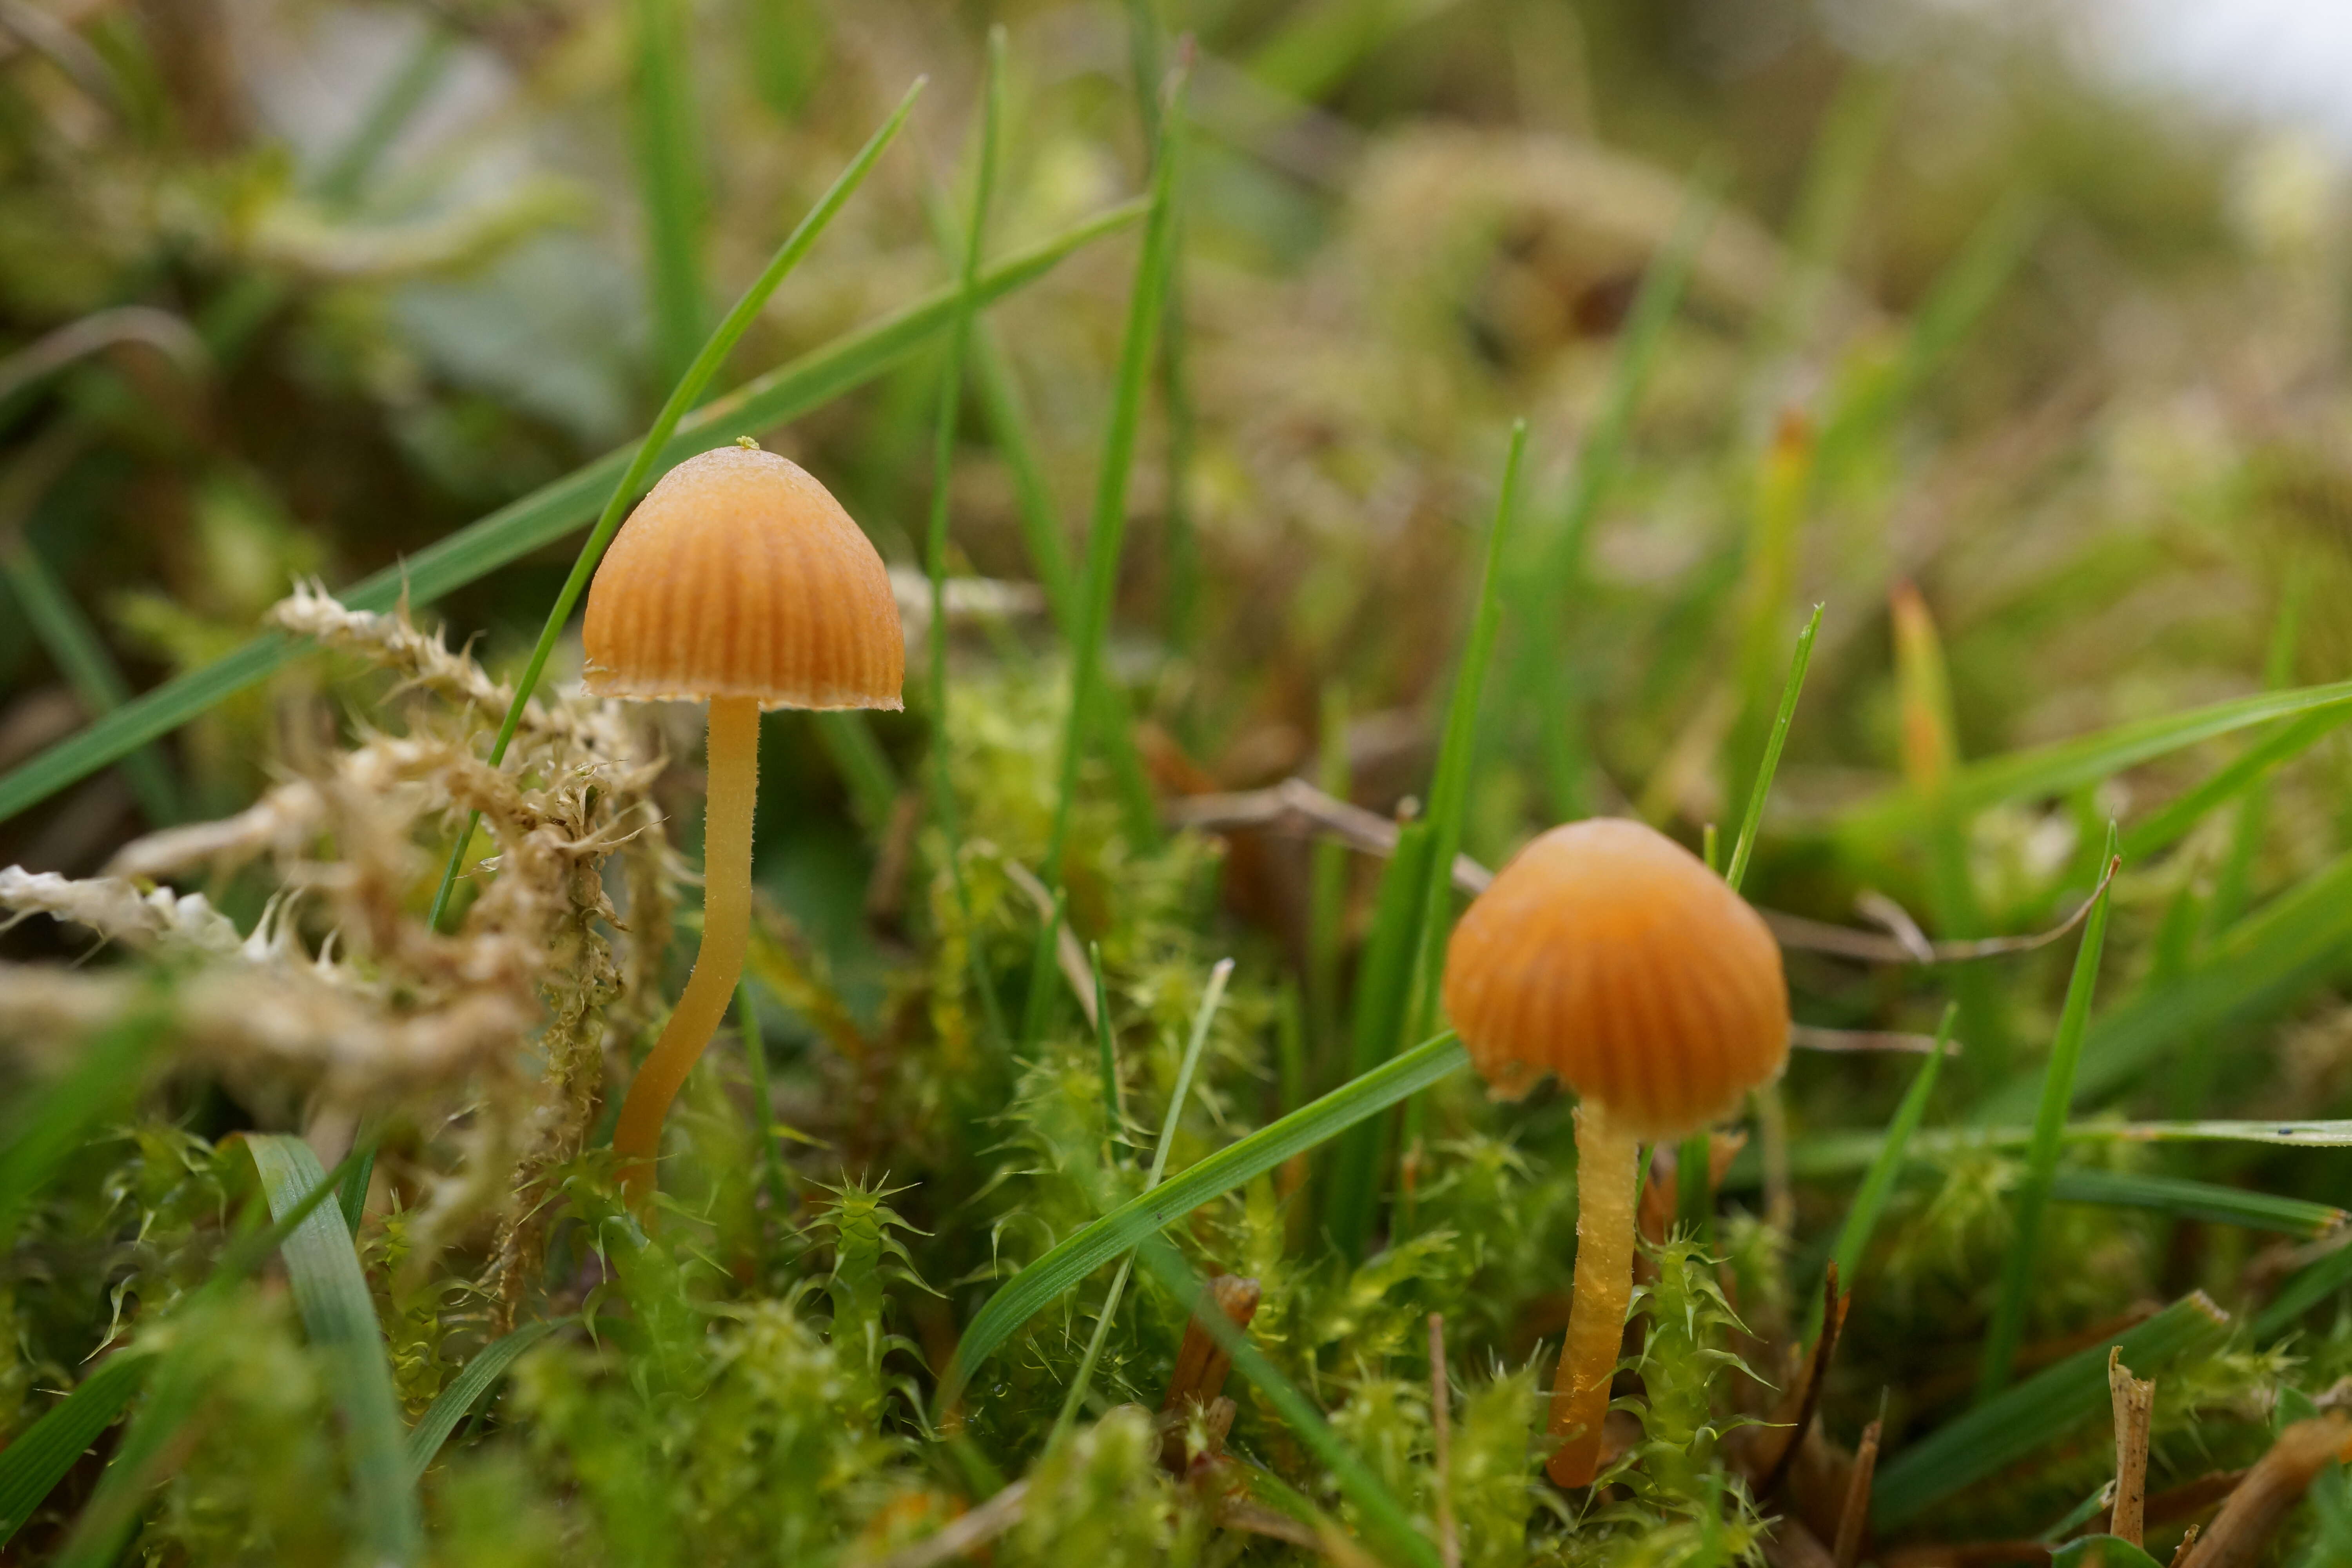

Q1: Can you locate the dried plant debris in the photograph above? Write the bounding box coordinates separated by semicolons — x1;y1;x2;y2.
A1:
3;588;666;1261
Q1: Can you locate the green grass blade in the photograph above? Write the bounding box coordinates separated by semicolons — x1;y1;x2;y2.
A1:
1407;423;1526;1040
0;198;1143;828
404;1318;566;1480
1052;958;1231;1441
243;1134;418;1563
1842;678;2352;841
1737;1117;2352;1187
1523;176;1715;818
935;1032;1469;1416
2256;1236;2352;1339
630;0;705;386
1041;65;1187;882
1306;682;1352;1072
0;1350;149;1545
1725;603;1823;895
1394;423;1528;1212
1980;844;2352;1122
427;76;926;926
2047;1168;2343;1238
0;1011;158;1244
336;1136;376;1237
1;535;176;823
1325;822;1436;1261
1978;825;2118;1400
1872;1293;2230;1530
968;319;1077;633
1132;1233;1441;1568
2210;576;2309;931
2119;706;2344;863
920;29;1004;1056
54;1147;363;1568
1808;1002;1955;1343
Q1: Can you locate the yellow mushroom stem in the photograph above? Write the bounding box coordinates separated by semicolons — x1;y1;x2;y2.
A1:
1547;1103;1641;1488
613;694;762;1201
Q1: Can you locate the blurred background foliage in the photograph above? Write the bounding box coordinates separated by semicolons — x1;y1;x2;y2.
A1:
7;0;2352;1563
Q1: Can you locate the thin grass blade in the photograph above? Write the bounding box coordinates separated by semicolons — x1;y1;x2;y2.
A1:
2120;706;2344;863
630;0;705;386
1;537;176;823
1980;844;2352;1121
1740;1118;2352;1187
0;1351;149;1544
54;1146;363;1568
920;29;1005;1056
0;198;1143;827
1842;678;2352;842
2047;1169;2343;1238
1524;175;1716;818
936;1031;1468;1415
404;1318;567;1480
1807;1002;1955;1343
1725;603;1823;895
1325;822;1436;1261
1873;1294;2230;1530
1041;64;1187;881
1978;825;2118;1400
428;77;926;924
1052;958;1232;1440
2257;1237;2352;1340
1133;1232;1441;1568
243;1134;418;1563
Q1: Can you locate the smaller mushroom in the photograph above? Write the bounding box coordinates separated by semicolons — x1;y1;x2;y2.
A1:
583;442;904;1200
1441;817;1789;1488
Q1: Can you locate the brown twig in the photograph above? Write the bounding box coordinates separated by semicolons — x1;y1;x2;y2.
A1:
1833;1418;1882;1568
1430;1314;1460;1568
2108;1347;2155;1548
1754;1268;1850;1500
1164;779;2118;968
2174;1415;2351;1568
1159;1275;1260;1473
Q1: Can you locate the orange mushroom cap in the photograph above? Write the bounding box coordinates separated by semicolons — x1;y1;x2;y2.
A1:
583;445;904;710
1440;817;1789;1141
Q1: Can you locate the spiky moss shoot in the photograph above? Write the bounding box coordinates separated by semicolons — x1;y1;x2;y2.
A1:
811;1178;932;1430
511;1298;897;1564
1620;1235;1758;1514
1008;1405;1178;1566
1448;1366;1546;1568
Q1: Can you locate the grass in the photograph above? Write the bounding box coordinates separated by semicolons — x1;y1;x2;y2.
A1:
8;6;2352;1566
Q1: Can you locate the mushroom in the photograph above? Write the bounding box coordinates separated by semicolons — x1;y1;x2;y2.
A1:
583;441;903;1198
1439;817;1788;1488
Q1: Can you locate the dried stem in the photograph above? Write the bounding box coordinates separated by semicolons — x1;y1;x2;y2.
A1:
2108;1347;2155;1548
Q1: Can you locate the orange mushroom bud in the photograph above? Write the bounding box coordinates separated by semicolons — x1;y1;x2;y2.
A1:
1441;817;1789;1488
584;443;903;1202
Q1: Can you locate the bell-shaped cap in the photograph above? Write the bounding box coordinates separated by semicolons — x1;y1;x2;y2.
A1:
1440;817;1788;1141
583;445;904;710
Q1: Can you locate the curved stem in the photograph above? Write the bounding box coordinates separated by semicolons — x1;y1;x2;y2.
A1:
613;695;760;1203
1547;1104;1640;1488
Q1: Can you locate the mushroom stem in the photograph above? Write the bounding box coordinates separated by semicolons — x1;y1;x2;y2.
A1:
613;694;762;1201
1547;1103;1640;1488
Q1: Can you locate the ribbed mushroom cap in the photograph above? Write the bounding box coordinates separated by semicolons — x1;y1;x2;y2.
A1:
1441;817;1788;1141
583;445;904;710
